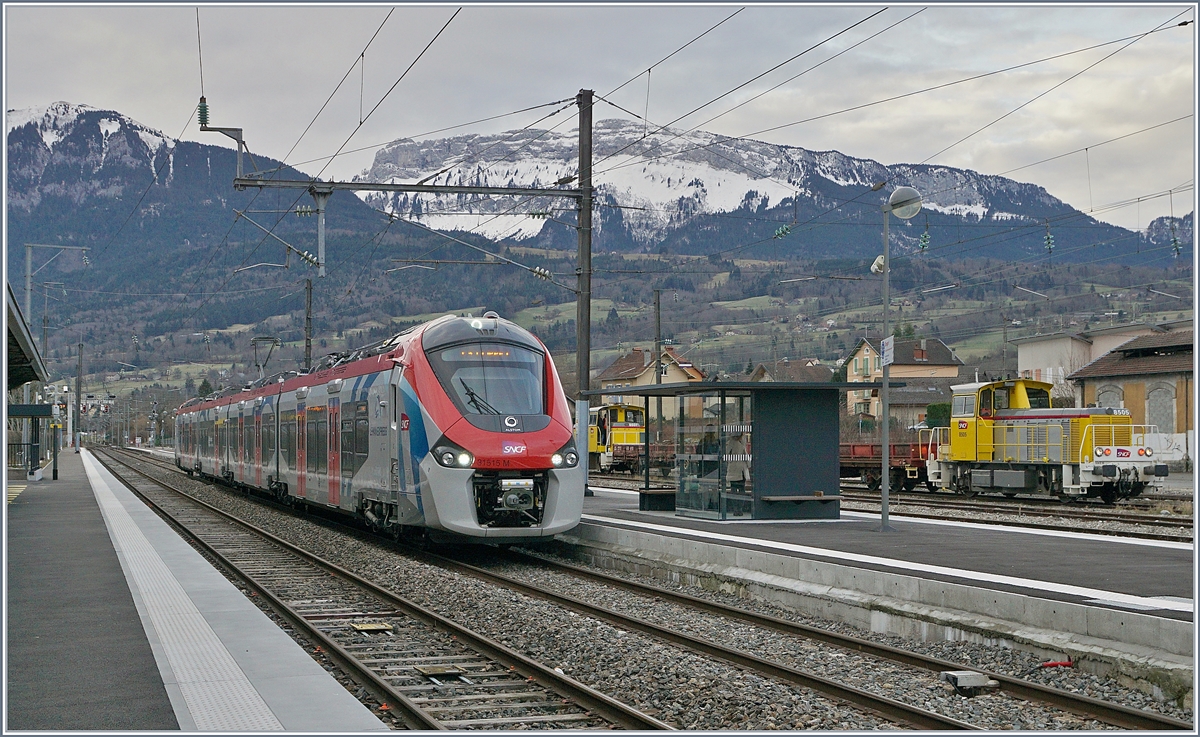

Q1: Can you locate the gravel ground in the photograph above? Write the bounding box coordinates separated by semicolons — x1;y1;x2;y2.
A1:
122;454;1193;730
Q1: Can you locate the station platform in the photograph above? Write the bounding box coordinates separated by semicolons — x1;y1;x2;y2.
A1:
570;484;1194;702
5;449;388;731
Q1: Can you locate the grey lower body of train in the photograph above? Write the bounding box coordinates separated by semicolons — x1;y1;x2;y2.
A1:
176;449;586;543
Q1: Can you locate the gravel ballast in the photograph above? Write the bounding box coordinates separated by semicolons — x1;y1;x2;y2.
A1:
122;454;1193;729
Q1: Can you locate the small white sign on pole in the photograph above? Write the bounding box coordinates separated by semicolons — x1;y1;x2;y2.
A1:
881;336;895;367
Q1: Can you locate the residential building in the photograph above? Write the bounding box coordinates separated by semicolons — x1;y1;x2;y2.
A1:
595;347;705;416
843;337;963;419
747;357;833;383
1067;330;1194;462
1013;320;1193;401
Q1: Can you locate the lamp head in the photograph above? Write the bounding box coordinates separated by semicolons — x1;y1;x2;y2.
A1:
888;186;922;219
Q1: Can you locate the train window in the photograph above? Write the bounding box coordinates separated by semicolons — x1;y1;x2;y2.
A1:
979;390;993;418
951;394;975;417
994;388;1009;410
354;402;369;473
340;418;355;478
1026;387;1050;409
261;412;274;463
315;419;328;473
426;342;544;416
280;410;296;469
622;409;644;427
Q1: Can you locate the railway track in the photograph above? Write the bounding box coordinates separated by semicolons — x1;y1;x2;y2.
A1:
94;448;669;730
118;448;1191;730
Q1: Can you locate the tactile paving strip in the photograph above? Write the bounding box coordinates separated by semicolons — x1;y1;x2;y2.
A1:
7;483;26;503
83;453;285;731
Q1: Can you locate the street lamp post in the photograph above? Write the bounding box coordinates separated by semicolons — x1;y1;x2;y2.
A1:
878;186;921;532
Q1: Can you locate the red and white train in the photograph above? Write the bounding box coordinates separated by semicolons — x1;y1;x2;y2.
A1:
175;312;584;544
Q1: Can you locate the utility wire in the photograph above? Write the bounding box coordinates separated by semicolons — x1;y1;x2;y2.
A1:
597;21;1196;177
920;11;1192;165
593;7;888;171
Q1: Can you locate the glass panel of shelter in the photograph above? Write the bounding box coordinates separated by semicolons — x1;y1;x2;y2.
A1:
675;391;752;520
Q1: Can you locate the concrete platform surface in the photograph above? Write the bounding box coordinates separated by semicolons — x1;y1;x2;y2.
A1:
583;486;1193;620
6;450;388;731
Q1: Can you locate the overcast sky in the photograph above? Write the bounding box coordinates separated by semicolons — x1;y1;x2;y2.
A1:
4;3;1196;231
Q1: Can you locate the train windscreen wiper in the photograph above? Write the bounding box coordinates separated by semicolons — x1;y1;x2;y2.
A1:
459;378;501;415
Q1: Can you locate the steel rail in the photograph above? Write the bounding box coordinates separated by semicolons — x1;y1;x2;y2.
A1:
118;449;1193;728
503;550;1195;731
416;549;978;730
99;448;671;731
94;450;446;730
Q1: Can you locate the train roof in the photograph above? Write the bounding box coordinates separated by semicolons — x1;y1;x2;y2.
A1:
176;312;546;415
950;379;1054;394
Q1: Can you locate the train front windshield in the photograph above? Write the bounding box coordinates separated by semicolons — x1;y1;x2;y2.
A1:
427;342;545;416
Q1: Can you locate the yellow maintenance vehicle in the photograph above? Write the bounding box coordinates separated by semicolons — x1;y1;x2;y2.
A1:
925;378;1171;503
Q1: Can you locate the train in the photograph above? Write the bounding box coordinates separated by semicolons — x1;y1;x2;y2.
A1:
926;378;1171;503
175;312;585;544
586;377;1174;503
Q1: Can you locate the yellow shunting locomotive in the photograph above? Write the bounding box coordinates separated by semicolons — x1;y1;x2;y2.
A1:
587;403;647;472
925;378;1171;503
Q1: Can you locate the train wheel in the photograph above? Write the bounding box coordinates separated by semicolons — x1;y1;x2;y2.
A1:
924;481;937;492
902;477;917;493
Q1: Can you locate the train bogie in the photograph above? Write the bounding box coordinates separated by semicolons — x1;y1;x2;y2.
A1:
175;312;583;542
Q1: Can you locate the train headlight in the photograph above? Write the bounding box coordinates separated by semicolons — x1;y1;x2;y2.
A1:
1138;448;1145;456
1145;447;1153;457
551;443;579;468
434;443;474;468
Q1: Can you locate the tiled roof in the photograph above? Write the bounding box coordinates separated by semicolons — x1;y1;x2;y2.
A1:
849;336;963;366
751;361;833;382
886;378;957;406
596;348;648;381
1068;331;1194;380
596;347;706;383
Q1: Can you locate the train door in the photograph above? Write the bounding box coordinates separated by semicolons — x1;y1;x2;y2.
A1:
328;397;341;506
949;393;978;462
254;405;263;488
296;402;307;498
976;388;995;461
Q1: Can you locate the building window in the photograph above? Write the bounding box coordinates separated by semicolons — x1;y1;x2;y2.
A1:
1034;368;1042;381
854;358;860;373
1147;382;1176;433
1096;384;1123;409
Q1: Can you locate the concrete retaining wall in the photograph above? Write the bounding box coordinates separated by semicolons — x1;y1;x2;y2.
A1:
557;522;1194;707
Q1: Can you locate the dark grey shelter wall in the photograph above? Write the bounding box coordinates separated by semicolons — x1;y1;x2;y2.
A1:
754;388;840;498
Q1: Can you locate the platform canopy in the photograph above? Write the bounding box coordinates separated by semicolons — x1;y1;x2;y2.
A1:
7;282;48;391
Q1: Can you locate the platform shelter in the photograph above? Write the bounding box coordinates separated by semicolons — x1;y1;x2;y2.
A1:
587;381;884;521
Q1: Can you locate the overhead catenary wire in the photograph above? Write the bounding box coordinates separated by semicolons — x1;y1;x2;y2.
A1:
184;8;462;324
597;20;1196;179
919;10;1193;166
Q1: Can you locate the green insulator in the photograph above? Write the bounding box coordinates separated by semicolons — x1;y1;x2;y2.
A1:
198;97;209;127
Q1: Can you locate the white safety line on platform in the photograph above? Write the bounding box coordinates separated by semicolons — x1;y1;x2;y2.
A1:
7;483;27;503
580;513;1194;614
82;451;286;731
588;486;1192;550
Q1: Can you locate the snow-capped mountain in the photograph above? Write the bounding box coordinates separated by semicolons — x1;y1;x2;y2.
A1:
355;117;1093;255
7;101;177;211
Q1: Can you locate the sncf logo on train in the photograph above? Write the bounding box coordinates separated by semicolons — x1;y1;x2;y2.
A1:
502;442;528;455
399;414;410;431
958;420;968;429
